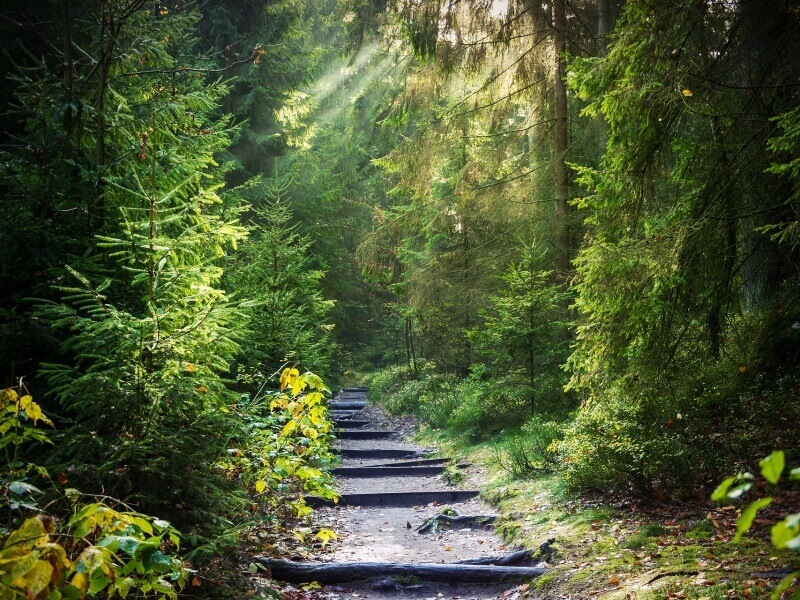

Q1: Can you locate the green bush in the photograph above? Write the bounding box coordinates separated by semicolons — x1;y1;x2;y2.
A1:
556;363;800;495
498;417;565;478
444;377;530;438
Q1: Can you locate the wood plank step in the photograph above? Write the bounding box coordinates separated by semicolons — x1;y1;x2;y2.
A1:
330;410;360;419
361;457;450;468
336;449;425;459
332;465;445;477
255;558;545;584
336;429;398;440
306;490;480;508
333;419;372;428
328;400;368;410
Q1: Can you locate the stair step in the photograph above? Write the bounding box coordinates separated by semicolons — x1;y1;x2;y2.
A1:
336;449;425;459
307;490;480;508
328;400;368;410
333;465;445;477
333;419;372;428
337;429;398;440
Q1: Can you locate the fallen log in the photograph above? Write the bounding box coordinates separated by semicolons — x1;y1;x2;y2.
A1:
306;489;480;508
417;513;497;534
255;558;546;584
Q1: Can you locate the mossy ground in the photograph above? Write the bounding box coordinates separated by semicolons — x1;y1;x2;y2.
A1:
417;428;799;599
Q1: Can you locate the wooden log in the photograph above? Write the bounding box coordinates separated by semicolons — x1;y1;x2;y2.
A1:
255;558;546;584
361;457;449;467
336;449;424;459
456;549;532;566
330;411;360;420
337;429;398;440
417;514;497;534
328;401;368;410
332;465;445;477
341;386;369;392
333;419;371;428
306;490;480;508
338;391;367;398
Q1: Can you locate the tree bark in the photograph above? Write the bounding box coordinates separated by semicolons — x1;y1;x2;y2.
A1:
552;0;570;280
61;0;73;135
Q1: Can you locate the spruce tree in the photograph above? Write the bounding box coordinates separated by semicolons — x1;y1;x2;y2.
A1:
229;178;334;382
27;2;248;527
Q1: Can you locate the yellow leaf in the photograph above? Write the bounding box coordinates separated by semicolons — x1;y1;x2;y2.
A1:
19;395;32;410
71;571;89;593
254;480;266;494
12;560;53;597
314;529;337;544
24;401;45;424
682;89;693;97
302;427;318;440
281;420;297;436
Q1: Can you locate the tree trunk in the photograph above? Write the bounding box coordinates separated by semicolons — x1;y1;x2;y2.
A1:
552;0;570;280
61;0;73;135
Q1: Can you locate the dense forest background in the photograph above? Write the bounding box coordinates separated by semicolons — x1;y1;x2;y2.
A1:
0;0;798;596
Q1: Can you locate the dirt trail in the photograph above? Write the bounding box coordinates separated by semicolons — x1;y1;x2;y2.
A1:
283;390;538;599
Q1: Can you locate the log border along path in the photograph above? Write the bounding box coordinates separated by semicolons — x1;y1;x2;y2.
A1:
256;387;546;598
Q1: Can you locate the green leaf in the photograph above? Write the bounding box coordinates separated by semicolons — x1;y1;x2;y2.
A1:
760;451;785;485
7;481;41;496
771;570;799;600
711;474;752;501
770;519;800;550
735;497;773;541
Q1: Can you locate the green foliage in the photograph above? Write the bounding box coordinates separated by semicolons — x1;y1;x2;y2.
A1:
0;388;186;599
222;367;338;520
0;509;186;600
468;242;572;413
498;418;564;479
713;450;800;598
1;388;52;516
21;3;250;536
228;180;334;382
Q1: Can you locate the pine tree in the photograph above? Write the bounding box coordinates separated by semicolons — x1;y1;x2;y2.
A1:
229;178;335;382
27;2;248;525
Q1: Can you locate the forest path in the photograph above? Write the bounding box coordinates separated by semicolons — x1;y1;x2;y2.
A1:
263;388;543;599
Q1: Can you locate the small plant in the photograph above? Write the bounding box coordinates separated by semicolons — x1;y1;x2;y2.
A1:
713;450;799;598
232;367;338;519
498;418;563;478
1;387;53;518
0;387;187;599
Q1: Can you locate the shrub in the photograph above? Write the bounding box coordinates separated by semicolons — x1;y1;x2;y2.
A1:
498;417;564;478
0;387;186;599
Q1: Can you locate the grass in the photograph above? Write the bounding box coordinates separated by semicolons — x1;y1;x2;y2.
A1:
414;426;798;600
